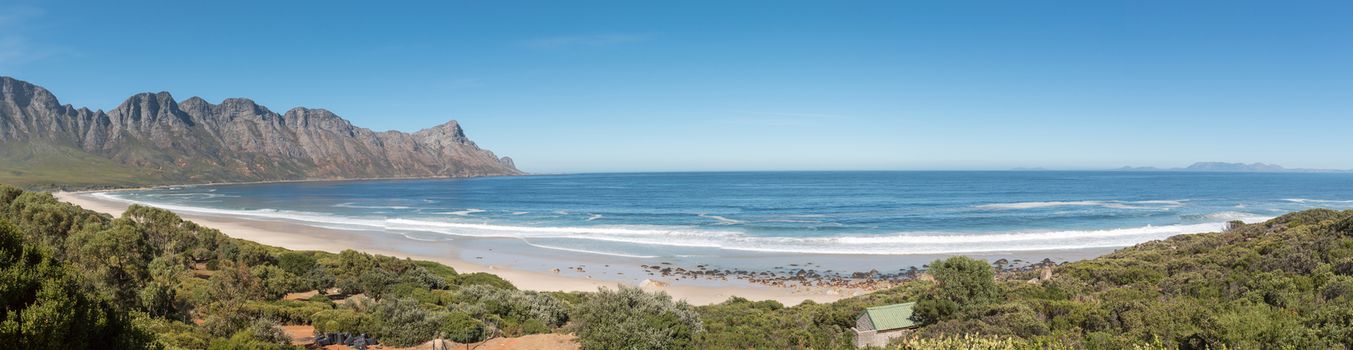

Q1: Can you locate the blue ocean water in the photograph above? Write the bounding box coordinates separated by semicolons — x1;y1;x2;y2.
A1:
102;171;1353;257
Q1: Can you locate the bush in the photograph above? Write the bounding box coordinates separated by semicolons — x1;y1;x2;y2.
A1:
311;308;373;334
244;318;291;345
889;334;1078;350
250;265;307;299
133;312;212;350
367;298;446;346
574;286;702;350
200;303;255;338
330;250;447;296
277;252;317;276
913;256;998;324
440;311;486;344
452;272;516;289
242;300;333;325
456;284;569;332
206;331;298;350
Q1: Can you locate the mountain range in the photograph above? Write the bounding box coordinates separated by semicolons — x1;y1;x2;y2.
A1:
0;76;520;189
1116;162;1350;173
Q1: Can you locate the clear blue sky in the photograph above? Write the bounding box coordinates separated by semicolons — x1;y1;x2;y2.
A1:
3;1;1351;173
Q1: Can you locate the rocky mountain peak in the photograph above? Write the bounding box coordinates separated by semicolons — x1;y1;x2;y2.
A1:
109;91;191;128
179;96;210;107
114;91;178;113
216;97;275;120
1;76;60;110
414;120;470;145
0;76;522;185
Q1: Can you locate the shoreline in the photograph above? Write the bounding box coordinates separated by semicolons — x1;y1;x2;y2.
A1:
56;191;870;305
56;190;1125;305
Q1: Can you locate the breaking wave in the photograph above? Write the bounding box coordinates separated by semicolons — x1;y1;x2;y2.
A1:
977;200;1185;210
699;213;742;225
1284;198;1353;204
445;208;486;216
334;202;413;210
1180;211;1263;221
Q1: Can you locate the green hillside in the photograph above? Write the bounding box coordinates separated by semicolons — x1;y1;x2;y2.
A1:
695;209;1353;349
5;183;1353;349
0;142;169;190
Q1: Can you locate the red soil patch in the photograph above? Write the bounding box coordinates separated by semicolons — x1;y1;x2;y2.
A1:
282;325;315;345
446;334;580;350
283;290;320;301
302;333;579;350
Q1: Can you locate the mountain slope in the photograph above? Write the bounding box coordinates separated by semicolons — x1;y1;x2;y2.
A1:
0;76;520;188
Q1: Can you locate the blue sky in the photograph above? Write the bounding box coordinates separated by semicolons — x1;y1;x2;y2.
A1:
2;1;1351;173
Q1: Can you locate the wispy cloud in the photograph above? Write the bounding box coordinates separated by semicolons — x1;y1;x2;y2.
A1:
717;111;854;127
0;5;70;68
521;34;649;49
0;6;43;26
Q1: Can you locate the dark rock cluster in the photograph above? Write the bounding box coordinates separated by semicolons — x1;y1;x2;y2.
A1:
639;257;1067;291
313;332;378;349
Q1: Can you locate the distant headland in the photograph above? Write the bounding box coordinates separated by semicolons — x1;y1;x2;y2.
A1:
1114;162;1351;173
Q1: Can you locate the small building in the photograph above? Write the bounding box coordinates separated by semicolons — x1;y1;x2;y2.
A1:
852;302;919;348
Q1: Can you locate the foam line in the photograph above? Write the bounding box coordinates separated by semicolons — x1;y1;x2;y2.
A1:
92;192;1270;256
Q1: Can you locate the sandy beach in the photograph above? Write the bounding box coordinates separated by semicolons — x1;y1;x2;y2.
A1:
56;191;871;305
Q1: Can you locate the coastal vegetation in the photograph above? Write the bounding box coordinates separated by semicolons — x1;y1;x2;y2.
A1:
5;182;1353;349
692;209;1353;349
0;185;560;349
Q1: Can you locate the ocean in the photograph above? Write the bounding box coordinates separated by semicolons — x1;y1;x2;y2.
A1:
99;171;1353;260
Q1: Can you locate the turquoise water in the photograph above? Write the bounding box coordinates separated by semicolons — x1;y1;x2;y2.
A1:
103;171;1353;258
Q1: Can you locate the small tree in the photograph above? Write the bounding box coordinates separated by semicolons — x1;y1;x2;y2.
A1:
250;264;306;299
277;252;317;276
913;256;998;324
0;222;156;349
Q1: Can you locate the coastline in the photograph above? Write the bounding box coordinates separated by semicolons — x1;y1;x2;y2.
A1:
56;191;865;305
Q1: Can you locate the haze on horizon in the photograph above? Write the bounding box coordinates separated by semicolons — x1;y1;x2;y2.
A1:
3;0;1350;173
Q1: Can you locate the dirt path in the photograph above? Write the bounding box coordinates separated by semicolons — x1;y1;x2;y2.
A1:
284;324;579;350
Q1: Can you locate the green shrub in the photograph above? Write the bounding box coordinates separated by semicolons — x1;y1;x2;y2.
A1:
452;272;516;289
440;311;486;344
456;284;569;331
311;308;373;334
913;256;998;324
367;297;446;346
133;312;211;350
277;252;317;276
206;331;299;350
574;286;702;350
414;260;459;281
889;334;1081;350
330;250;447;296
242;300;333;325
251;265;309;299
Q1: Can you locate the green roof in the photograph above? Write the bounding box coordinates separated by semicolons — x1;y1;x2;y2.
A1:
863;302;918;331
